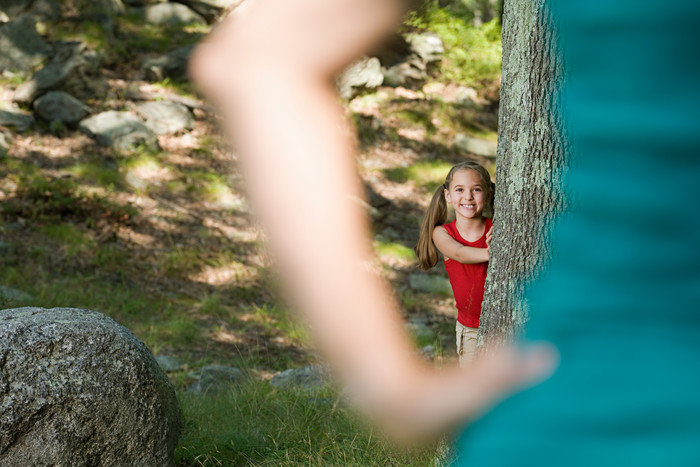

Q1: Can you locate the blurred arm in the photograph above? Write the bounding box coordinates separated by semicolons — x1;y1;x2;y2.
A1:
189;0;555;441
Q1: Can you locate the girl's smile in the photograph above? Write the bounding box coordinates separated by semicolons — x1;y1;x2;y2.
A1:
445;169;485;219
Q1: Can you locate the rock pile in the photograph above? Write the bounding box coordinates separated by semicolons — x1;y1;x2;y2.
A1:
0;0;237;152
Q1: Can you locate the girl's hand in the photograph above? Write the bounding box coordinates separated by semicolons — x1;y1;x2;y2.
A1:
486;226;493;249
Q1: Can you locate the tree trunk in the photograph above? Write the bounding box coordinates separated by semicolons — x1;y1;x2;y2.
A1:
478;0;568;349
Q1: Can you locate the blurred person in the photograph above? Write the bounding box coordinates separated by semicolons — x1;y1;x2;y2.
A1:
455;0;700;465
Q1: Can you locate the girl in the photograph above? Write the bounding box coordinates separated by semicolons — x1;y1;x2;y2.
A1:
415;162;494;366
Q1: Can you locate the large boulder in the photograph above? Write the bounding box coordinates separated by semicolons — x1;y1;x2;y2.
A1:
0;307;183;466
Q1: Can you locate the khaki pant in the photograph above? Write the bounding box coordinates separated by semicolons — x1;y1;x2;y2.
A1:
456;322;478;367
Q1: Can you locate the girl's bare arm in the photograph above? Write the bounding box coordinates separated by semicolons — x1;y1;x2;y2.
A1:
433;226;490;264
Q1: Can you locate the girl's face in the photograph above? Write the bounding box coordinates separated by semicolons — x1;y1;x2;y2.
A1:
445;169;485;220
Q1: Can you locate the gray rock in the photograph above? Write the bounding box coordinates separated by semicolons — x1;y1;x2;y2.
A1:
408;273;453;296
454;133;497;158
406;32;444;64
337;56;383;99
177;0;244;21
0;0;33;18
382;57;427;88
144;2;207;25
0;286;33;304
188;364;247;395
0;0;61;20
141;44;195;82
0;109;33;131
0;307;183;466
33;91;91;127
269;365;331;391
0;15;52;73
156;355;182;372
135;100;194;135
13;41;106;105
79;110;159;152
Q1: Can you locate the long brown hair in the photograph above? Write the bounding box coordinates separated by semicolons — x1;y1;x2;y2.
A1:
414;161;494;270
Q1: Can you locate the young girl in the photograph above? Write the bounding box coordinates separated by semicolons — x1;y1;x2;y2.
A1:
415;161;494;366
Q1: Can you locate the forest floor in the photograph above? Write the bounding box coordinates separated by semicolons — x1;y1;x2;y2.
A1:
0;7;500;464
1;81;499;379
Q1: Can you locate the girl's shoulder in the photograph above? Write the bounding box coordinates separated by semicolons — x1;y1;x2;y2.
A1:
440;220;459;237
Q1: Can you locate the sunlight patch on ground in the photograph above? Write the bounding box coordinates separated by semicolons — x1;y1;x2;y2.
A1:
158;133;199;152
212;328;245;345
202;217;259;242
190;262;249;286
116;226;157;246
397;127;427;142
125;159;173;186
9;134;93;161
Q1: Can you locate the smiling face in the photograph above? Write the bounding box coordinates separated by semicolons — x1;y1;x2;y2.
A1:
444;169;485;220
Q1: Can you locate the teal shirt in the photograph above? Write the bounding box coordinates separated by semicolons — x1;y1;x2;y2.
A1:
455;1;700;464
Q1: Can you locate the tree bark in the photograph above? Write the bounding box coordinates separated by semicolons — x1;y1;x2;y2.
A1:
478;0;568;349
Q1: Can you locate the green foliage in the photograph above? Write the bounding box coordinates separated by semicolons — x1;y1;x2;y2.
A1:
176;381;442;466
405;2;502;88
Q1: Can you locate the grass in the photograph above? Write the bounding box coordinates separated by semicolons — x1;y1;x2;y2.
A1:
176;381;442;466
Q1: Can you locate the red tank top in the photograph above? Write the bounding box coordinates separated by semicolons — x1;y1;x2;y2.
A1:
442;218;491;328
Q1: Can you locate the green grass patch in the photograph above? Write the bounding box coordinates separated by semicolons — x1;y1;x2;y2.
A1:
375;240;416;262
39;222;95;258
384;160;454;191
67;161;124;190
253;304;311;348
176;381;442;466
